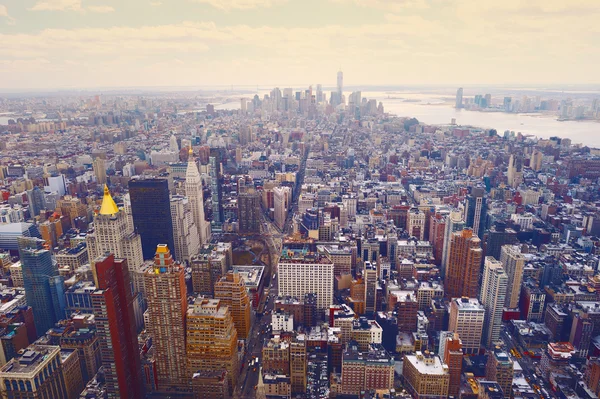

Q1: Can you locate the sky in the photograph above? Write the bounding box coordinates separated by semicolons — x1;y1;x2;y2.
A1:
0;0;599;89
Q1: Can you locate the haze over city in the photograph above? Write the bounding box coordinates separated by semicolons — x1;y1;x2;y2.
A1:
1;0;600;89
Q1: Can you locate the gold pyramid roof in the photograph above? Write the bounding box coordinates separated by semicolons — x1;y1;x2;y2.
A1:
99;185;119;215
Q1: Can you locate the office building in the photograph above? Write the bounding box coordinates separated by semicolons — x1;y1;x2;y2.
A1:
214;272;251;340
186;297;239;392
278;248;334;310
449;298;485;355
507;155;523;188
364;261;377;315
0;345;81;399
91;254;144;399
93;157;107;185
209;150;224;231
170;196;200;263
86;186;144;293
341;342;395;395
441;210;465;277
26;187;45;219
274;186;290;231
443;333;463;397
500;245;525;309
191;370;230;399
238;186;262;234
185;146;211;244
456;88;463;109
465;187;487;239
480;257;508;348
290;335;307;394
128;177;175;260
485;222;517;260
478;381;505;399
486;349;514;399
143;245;188;390
445;229;482;299
18;237;64;337
403;351;450;399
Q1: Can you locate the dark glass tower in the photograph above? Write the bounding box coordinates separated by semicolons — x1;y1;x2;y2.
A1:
92;254;144;398
17;237;65;336
465;186;488;239
128;177;175;260
209;148;224;231
238;186;261;233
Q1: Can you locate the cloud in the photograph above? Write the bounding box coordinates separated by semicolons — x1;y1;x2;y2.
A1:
87;5;115;13
29;0;82;11
149;1;162;5
189;0;286;11
0;4;15;24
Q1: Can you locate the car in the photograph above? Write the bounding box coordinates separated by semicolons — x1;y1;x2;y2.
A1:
254;385;258;390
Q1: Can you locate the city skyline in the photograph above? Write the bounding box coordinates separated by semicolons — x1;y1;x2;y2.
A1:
0;0;599;89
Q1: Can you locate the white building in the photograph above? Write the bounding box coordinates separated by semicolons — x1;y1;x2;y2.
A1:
500;245;525;309
480;257;508;348
170;196;200;263
510;213;534;230
277;249;334;310
86;186;145;293
274;186;290;231
185;147;211;244
449;297;485;355
271;311;294;333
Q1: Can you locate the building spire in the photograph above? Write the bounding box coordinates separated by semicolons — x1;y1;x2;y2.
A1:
99;185;119;216
189;144;193;156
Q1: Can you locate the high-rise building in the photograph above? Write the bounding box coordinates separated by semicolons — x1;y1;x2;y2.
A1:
403;351;450;399
441;210;465;278
449;298;485;355
86;186;144;293
316;84;323;103
507;154;523;188
500;245;525;309
465;187;487;239
278;248;334;310
214;271;251;340
364;261;377;315
484;222;518;260
26;187;46;218
170;196;200;263
185;146;211;244
128;178;175;260
274;186;290;231
290;334;307;394
93;157;107;185
91;254;144;399
445;229;482;299
456;88;463;109
186;297;239;391
443;333;463;397
0;345;81;399
486;349;514;399
337;70;344;105
238;186;262;233
143;245;188;391
209;149;224;231
18;237;64;337
480;257;508;348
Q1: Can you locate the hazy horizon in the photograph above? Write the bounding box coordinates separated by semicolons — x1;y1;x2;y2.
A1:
1;0;599;89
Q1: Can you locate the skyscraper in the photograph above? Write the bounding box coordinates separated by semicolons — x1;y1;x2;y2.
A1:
186;297;239;391
507;154;523;188
443;333;463;397
92;254;144;399
214;272;252;340
441;210;465;278
143;245;188;391
274;186;289;231
465;186;487;239
337;70;344;105
448;298;485;355
93;157;107;186
500;245;525;309
444;229;482;299
18;237;64;336
486;349;514;399
185;146;211;244
86;186;144;293
26;186;46;218
480;257;508;348
364;261;377;315
238;186;262;234
484;222;517;260
170;196;200;263
209;150;224;231
128;177;175;260
455;88;463;109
